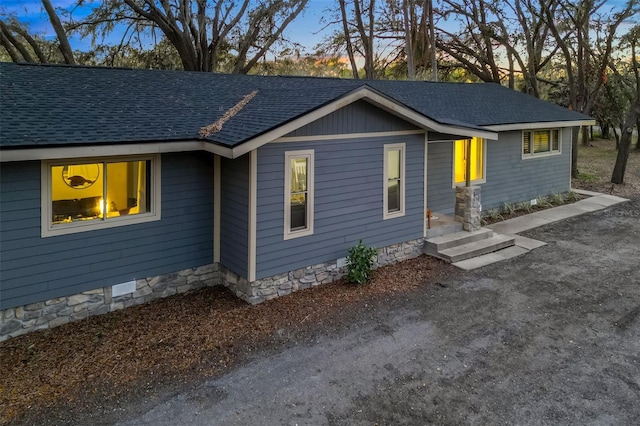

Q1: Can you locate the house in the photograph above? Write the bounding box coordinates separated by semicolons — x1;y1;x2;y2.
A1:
0;62;593;340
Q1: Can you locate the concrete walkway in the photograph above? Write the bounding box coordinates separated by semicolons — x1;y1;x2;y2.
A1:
452;190;629;270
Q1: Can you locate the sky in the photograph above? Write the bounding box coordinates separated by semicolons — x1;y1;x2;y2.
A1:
1;0;636;54
1;0;338;53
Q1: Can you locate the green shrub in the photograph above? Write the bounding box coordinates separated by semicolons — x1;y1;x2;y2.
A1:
502;202;517;216
481;208;504;225
488;208;504;222
346;240;378;285
549;193;565;205
536;195;553;208
565;190;582;202
517;201;533;213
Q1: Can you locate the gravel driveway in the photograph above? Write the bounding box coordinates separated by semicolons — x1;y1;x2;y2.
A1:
118;198;640;425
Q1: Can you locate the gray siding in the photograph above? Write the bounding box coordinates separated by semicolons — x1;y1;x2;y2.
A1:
285;100;420;137
482;129;571;210
425;129;572;214
0;153;214;310
220;155;249;277
256;134;425;279
426;141;456;214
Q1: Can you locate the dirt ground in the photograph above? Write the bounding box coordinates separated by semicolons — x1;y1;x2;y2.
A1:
1;136;638;425
112;197;640;425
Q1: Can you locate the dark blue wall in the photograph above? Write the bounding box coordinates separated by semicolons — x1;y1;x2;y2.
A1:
0;152;214;310
256;134;425;279
220;155;249;277
285;100;420;137
426;130;572;214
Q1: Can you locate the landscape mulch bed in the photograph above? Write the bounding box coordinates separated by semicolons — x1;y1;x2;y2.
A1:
0;255;453;425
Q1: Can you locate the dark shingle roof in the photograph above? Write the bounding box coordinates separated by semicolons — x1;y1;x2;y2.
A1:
0;62;590;149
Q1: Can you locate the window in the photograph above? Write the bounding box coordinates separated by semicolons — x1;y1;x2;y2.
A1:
383;143;405;219
42;155;161;237
454;137;485;185
284;150;314;239
523;129;560;158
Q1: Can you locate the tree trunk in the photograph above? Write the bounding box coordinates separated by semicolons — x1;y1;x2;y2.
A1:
601;122;610;139
582;126;590;146
403;0;415;80
571;126;580;178
41;0;75;64
636;119;640;150
611;96;640;184
338;0;359;79
428;0;437;81
613;127;620;149
0;21;35;62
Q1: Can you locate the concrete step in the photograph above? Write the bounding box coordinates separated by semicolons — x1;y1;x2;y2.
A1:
435;234;516;263
424;228;494;255
426;222;463;238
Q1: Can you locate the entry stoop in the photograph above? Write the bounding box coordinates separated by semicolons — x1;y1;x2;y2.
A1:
424;228;515;263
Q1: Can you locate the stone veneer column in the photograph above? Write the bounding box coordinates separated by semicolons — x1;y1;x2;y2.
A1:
455;186;482;231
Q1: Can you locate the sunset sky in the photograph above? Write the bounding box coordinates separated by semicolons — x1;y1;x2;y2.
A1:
1;0;635;55
1;0;337;53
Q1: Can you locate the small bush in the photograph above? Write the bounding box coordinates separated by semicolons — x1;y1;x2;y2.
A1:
502;202;517;216
536;195;553;208
488;208;504;222
565;190;582;202
517;201;533;213
549;193;565;205
481;208;504;225
346;240;378;285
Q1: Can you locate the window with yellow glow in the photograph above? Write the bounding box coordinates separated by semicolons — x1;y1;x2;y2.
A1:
50;159;151;226
454;137;484;185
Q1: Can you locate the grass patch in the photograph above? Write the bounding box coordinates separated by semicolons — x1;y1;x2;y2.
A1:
574;138;640;199
576;172;598;183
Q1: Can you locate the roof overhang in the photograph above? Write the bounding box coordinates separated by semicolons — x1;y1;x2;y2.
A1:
484;119;596;132
0;140;233;162
228;86;498;158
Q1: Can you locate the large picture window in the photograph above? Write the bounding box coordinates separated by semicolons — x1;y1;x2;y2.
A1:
454;137;485;186
523;129;560;158
284;150;314;239
383;143;405;219
42;155;160;237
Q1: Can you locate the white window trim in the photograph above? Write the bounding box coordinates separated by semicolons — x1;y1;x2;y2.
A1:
41;154;161;238
284;150;314;240
522;128;562;160
383;143;406;220
452;138;486;188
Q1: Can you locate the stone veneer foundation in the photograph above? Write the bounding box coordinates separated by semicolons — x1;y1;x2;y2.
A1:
0;264;219;342
221;237;426;304
0;238;426;341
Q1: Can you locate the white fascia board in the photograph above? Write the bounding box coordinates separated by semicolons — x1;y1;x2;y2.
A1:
230;87;498;158
485;120;596;132
0;140;234;162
